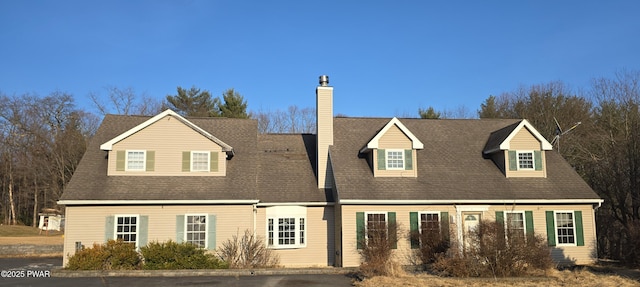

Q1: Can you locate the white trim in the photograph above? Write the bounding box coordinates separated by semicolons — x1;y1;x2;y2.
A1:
266;206;307;249
99;109;233;152
125;150;146;171
554;210;578;247
385;149;405;170
114;214;140;247
184;214;208;249
502;210;527;237
498;119;553;151
361;117;424;152
516;150;535;170
340;199;604;205
418;211;441;235
364;211;388;242
257;202;334;207
58;199;260;205
190;151;210;172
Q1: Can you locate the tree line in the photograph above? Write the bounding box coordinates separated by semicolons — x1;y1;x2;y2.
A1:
2;70;640;266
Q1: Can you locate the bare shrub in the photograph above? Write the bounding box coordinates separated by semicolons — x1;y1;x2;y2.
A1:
409;228;450;266
432;221;553;277
358;221;404;277
218;229;280;268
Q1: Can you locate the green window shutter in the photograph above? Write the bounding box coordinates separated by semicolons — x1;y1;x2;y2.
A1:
546;211;556;246
207;214;217;250
139;215;148;247
176;215;185;243
440;211;450;242
116;151;125;171
508;150;517;171
105;216;114;242
575;211;584;246
356;212;364;249
404;149;413;170
145;151;155;172
377;149;386;170
409;212;419;249
525;211;534;236
210;151;219;172
182;152;190;172
495;211;504;226
534;151;543;171
388;212;397;249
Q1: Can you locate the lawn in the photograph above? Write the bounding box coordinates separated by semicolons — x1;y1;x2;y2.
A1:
354;268;640;287
0;225;64;245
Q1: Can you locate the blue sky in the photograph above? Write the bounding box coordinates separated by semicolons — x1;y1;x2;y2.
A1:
1;1;638;118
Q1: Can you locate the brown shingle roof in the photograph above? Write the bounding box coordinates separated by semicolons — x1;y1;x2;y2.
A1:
331;117;600;201
61;115;599;205
60;114;260;201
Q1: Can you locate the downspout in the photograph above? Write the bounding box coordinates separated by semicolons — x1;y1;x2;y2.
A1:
253;203;257;234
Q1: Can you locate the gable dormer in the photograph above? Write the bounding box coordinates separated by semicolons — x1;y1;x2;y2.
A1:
483;120;553;178
100;109;234;177
360;118;424;177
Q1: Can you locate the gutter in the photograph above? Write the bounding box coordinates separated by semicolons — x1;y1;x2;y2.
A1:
57;199;260;206
339;199;605;205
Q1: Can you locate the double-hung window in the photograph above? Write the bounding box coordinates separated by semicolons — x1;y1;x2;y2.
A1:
555;211;575;245
366;212;387;241
517;151;534;170
185;214;207;248
420;212;440;236
126;150;146;171
115;215;138;244
191;151;210;172
505;211;526;240
266;206;306;249
386;150;404;170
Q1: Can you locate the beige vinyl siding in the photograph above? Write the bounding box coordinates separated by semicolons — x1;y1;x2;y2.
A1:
255;206;335;267
62;205;253;267
374;125;417;177
107;115;225;176
316;86;333;189
505;127;546;178
340;204;596;267
340;205;457;267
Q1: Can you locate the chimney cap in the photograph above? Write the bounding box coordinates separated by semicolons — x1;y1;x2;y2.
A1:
319;75;329;86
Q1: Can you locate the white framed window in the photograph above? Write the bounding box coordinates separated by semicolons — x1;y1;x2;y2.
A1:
555;211;576;246
126;150;146;171
419;212;440;236
266;206;306;249
191;151;210;172
366;212;387;241
504;211;526;239
115;215;139;246
517;151;534;170
386;149;404;170
185;214;207;248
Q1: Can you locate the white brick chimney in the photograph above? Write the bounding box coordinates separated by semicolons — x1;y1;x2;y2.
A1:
316;75;333;189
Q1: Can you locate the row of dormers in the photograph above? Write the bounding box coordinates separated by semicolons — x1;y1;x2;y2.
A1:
101;110;553;179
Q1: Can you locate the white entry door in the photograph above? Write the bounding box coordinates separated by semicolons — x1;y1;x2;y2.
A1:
462;212;482;249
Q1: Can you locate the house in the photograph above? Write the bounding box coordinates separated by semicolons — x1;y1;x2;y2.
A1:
58;76;602;267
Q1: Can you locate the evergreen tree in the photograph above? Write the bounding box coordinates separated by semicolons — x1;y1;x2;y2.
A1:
165;86;220;117
219;88;249;118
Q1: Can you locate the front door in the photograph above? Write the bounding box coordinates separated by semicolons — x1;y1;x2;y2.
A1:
462;212;482;249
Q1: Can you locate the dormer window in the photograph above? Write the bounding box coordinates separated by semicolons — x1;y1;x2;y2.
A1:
517;151;534;170
386;150;405;170
126;150;146;171
191;151;210;172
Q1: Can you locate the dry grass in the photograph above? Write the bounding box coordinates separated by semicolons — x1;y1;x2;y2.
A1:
353;269;640;287
0;225;63;245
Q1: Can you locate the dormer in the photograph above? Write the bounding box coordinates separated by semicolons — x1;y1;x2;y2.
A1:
483;120;553;178
100;109;234;177
360;118;424;177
